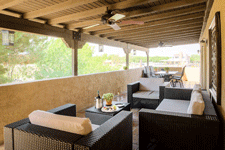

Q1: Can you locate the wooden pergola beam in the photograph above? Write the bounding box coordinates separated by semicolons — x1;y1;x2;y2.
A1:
68;3;205;30
136;38;199;47
23;0;97;19
48;0;158;25
84;3;206;32
122;32;201;43
92;12;204;35
80;33;149;51
147;40;199;48
106;18;203;38
0;0;27;10
112;24;202;40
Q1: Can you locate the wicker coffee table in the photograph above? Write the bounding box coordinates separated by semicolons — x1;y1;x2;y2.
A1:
85;101;130;125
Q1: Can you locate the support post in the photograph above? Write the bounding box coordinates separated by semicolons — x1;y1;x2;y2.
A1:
63;35;85;76
72;41;78;76
146;50;149;67
123;48;131;69
200;41;207;89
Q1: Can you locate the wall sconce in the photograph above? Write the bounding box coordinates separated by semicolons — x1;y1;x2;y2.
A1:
2;30;15;46
200;39;207;44
99;44;103;52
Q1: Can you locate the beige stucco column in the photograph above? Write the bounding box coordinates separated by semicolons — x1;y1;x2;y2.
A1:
146;50;149;67
200;40;207;89
123;48;131;69
72;41;86;76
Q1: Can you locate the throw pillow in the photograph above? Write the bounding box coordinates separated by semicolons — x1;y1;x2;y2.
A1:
187;91;205;115
29;110;92;135
191;84;202;97
193;84;202;92
139;77;164;91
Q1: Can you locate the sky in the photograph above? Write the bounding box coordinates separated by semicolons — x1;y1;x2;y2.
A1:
88;42;200;57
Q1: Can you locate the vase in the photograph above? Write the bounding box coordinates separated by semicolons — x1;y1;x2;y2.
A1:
105;98;113;106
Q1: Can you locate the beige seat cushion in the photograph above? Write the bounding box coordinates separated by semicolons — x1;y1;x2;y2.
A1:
133;91;159;99
156;99;190;114
139;78;164;91
29;110;93;135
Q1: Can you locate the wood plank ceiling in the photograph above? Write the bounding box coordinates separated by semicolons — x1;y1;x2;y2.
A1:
0;0;207;48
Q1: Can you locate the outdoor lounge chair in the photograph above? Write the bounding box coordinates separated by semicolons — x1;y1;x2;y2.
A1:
4;104;133;150
127;78;169;109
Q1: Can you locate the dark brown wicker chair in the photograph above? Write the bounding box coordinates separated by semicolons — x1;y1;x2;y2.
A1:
127;80;169;109
4;104;133;150
139;88;221;150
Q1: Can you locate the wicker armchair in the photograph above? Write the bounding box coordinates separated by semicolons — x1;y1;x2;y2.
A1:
127;78;170;109
4;104;133;150
139;88;220;150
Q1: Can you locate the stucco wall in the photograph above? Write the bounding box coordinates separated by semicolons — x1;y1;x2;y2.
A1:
200;0;225;148
0;68;143;144
201;0;225;116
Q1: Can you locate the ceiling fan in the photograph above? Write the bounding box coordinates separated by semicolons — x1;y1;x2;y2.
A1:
158;41;173;47
83;9;144;30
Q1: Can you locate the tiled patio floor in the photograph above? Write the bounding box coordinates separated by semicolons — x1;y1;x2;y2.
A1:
0;81;197;150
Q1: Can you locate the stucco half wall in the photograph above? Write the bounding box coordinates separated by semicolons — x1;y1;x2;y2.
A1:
0;68;143;144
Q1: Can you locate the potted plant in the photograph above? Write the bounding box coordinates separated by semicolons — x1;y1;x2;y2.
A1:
123;66;128;70
164;67;170;73
103;93;114;106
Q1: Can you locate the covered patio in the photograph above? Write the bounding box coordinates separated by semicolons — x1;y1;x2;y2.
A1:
0;0;225;149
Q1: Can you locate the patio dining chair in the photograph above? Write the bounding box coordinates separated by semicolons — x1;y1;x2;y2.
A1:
170;65;186;87
150;66;161;78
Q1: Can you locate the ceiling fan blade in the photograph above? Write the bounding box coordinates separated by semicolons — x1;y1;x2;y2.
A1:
83;24;100;29
109;23;121;30
109;14;125;21
120;20;144;25
164;45;173;47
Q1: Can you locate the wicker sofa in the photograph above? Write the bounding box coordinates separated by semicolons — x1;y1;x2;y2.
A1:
127;78;170;109
4;103;133;150
139;88;220;150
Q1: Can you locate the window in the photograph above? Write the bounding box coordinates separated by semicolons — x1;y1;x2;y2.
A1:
0;30;72;84
78;43;126;75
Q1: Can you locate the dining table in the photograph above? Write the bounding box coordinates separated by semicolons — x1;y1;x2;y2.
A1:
155;71;178;75
155;71;178;82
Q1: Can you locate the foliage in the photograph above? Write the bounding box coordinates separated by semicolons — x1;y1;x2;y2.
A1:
0;31;48;84
0;30;172;85
34;38;72;80
103;93;114;102
149;56;170;62
164;67;169;71
123;66;128;70
190;54;200;63
78;43;121;75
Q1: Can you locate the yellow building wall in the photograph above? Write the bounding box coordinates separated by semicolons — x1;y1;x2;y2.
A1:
0;68;143;144
201;0;225;132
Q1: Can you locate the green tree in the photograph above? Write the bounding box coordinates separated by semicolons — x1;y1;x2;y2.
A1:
190;54;200;63
78;43;121;75
0;31;48;84
34;38;72;79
